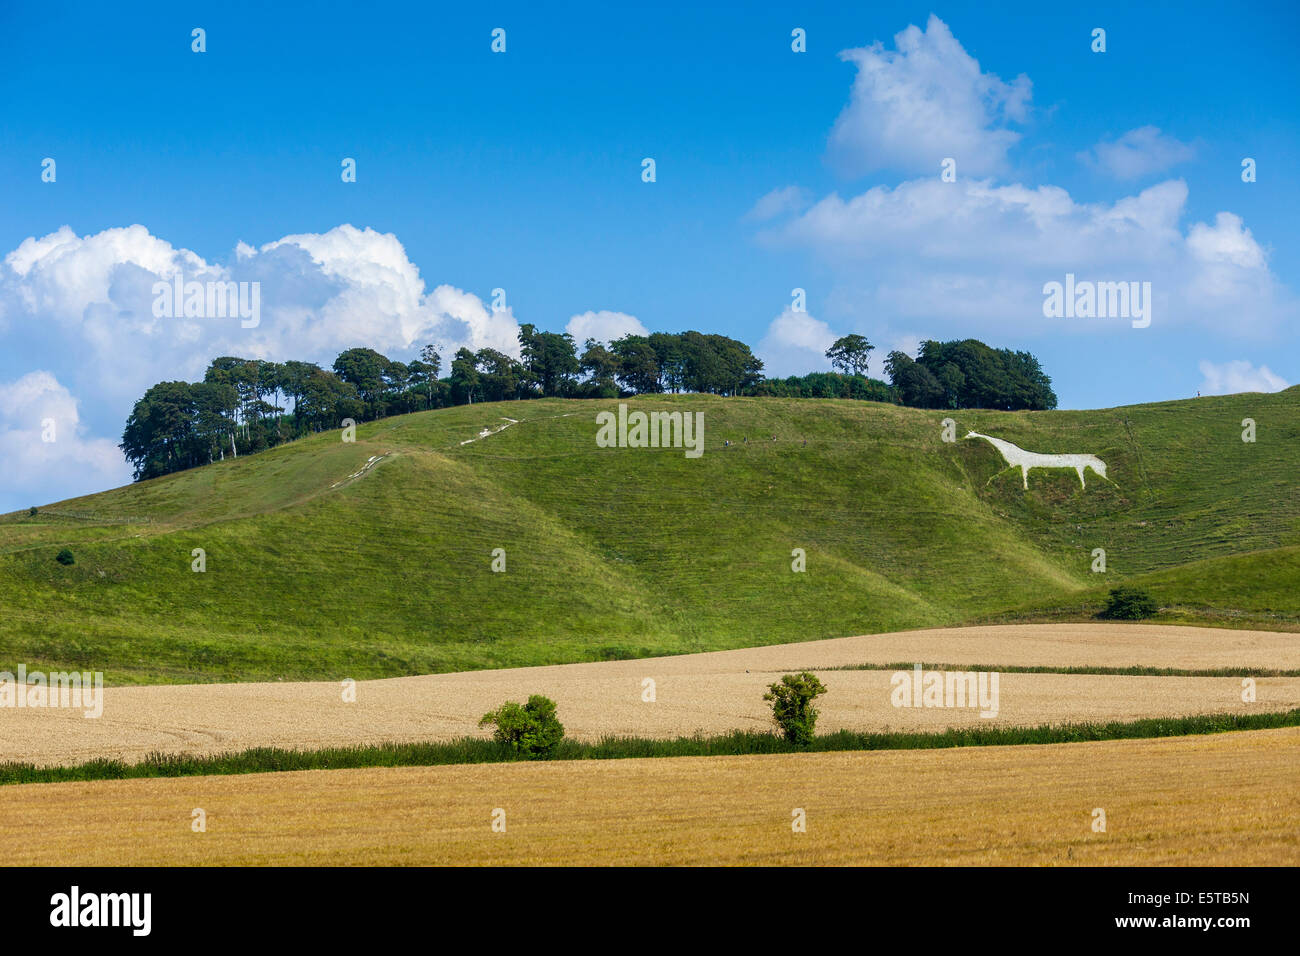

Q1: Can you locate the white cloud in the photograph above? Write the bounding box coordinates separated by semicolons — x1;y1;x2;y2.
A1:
1197;360;1288;395
744;186;811;222
756;309;836;376
1187;211;1266;269
888;333;925;359
1081;126;1195;179
565;310;647;344
828;14;1030;178
767;175;1288;334
0;371;133;508
1186;212;1271;303
0;224;525;415
756;17;1294;346
1;225;211;338
257;225;522;358
0;223;630;509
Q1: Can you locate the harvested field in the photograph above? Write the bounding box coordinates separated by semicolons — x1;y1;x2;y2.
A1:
4;624;1298;766
5;727;1297;866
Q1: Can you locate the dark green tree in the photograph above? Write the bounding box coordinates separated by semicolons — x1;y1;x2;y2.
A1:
763;672;828;746
826;334;875;377
332;348;391;417
609;335;662;394
119;381;200;480
449;347;481;404
478;695;565;759
578;338;620;395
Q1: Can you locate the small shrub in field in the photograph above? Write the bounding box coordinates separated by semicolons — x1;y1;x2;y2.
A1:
28;507;38;516
764;672;828;746
1100;586;1157;620
55;548;75;566
478;694;565;758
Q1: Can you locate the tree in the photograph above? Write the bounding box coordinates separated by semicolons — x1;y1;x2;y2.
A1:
934;362;966;410
763;672;828;746
519;325;579;396
255;360;286;433
704;333;764;395
745;372;895;403
280;360;321;422
418;344;442;380
449;347;481;404
415;346;443;409
204;357;254;438
826;334;875;377
191;379;238;461
914;339;1056;411
120;381;201;480
478;695;565;758
609;335;662;394
297;368;362;431
383;360;411;414
332;348;390;417
578;338;620;395
884;351;944;408
475;348;521;402
648;332;686;392
1100;587;1158;620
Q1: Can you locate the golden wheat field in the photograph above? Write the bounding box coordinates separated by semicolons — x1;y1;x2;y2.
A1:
4;623;1298;766
4;727;1297;866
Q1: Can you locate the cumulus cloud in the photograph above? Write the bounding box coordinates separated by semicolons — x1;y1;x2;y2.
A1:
750;17;1295;346
0;222;628;509
0;223;524;413
744;186;812;222
756;309;837;376
828;14;1031;178
1197;360;1289;395
0;371;133;508
887;333;926;359
766;176;1288;334
1080;126;1195;179
565;310;647;344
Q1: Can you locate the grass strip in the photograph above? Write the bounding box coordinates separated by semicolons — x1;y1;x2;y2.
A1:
4;708;1298;786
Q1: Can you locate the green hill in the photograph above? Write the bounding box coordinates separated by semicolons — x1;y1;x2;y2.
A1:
3;389;1298;684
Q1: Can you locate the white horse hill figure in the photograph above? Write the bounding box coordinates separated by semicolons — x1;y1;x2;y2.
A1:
964;431;1112;490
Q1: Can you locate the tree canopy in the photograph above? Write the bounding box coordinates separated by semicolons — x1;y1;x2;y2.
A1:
120;330;1054;481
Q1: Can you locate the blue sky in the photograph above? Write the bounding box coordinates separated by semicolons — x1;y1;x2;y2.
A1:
1;0;1298;509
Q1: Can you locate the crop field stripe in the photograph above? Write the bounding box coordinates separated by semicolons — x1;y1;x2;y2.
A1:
4;708;1298;787
5;728;1296;866
822;662;1300;677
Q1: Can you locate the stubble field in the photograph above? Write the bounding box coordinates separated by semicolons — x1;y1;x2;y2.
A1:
4;623;1299;766
4;727;1296;865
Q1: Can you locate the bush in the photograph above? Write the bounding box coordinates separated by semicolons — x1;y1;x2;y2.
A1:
763;672;828;746
478;694;565;758
28;507;37;516
1100;586;1158;620
55;548;75;566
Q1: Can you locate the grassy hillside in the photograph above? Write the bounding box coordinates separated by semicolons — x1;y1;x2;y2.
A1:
2;389;1298;683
